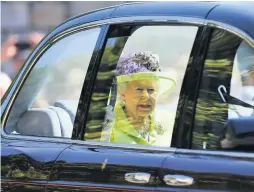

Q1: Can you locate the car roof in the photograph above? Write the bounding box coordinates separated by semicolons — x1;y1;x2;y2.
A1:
207;2;254;38
45;1;254;42
110;1;219;18
60;2;218;29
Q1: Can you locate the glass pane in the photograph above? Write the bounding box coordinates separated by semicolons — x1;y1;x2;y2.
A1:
230;41;254;118
85;25;198;147
5;27;101;139
193;28;254;152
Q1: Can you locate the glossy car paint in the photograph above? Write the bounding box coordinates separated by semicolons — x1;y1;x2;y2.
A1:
1;2;254;192
110;2;219;18
159;150;254;191
207;2;254;38
46;145;171;192
1;138;70;191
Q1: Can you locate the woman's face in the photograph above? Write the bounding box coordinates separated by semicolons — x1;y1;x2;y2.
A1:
121;79;159;119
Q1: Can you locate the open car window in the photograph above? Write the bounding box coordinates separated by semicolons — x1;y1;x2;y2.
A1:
193;28;254;152
85;24;198;147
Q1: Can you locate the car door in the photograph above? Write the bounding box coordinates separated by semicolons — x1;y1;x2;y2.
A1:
45;18;203;191
1;24;105;191
1;139;70;192
158;20;254;191
159;150;253;191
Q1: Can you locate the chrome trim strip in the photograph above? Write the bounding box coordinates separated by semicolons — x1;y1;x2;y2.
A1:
71;140;176;152
177;148;254;158
61;1;143;24
206;20;254;47
46;180;155;191
49;16;205;45
62;16;205;34
1;133;176;152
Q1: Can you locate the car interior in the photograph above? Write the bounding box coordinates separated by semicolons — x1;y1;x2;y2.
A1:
5;56;80;138
15;100;78;138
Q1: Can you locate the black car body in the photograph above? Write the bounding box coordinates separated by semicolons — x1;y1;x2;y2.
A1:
1;2;254;192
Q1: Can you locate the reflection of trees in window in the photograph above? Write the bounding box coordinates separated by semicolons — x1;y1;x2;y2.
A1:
85;37;128;141
193;29;242;150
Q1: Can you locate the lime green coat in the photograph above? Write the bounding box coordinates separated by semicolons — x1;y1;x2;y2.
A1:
109;104;165;145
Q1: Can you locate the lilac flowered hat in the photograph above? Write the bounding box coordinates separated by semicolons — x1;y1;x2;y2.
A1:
116;52;161;76
116;52;177;96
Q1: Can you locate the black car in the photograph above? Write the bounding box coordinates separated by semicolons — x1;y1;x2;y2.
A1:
1;1;254;192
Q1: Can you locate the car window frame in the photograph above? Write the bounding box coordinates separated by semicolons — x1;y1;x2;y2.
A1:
1;23;106;142
81;23;204;147
76;17;205;149
185;19;254;157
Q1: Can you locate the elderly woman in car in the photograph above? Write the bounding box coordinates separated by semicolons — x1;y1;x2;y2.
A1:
105;52;176;145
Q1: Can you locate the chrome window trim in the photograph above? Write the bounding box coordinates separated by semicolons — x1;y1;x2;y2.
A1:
50;16;205;46
0;134;176;153
63;16;205;37
177;148;254;159
59;17;254;48
1;15;254;156
206;20;254;47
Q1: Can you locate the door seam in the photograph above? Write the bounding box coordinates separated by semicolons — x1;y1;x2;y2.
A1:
45;144;72;192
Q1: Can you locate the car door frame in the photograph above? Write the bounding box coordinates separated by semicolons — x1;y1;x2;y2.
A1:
174;18;254;150
173;18;254;150
157;18;254;191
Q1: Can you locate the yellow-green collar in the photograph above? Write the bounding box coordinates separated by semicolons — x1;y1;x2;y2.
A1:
113;103;159;145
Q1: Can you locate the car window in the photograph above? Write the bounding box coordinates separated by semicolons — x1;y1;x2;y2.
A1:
5;27;101;138
193;28;254;152
84;24;198;147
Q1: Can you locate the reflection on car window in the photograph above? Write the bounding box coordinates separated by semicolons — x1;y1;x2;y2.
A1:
193;28;254;152
5;27;101;138
85;25;198;147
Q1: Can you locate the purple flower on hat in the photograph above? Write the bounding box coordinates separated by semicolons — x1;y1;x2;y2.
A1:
116;52;161;76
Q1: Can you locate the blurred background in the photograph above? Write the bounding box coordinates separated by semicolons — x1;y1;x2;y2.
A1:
1;1;127;42
0;1;126;98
